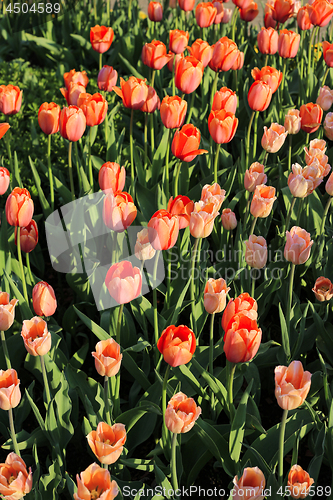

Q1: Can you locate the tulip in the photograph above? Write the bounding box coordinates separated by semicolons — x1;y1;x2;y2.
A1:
288;163;320;198
98;162;125;193
142;40;173;70
60;82;86;106
178;0;195;10
284;226;313;265
103;191;137;232
0;453;32;499
148;209;179;250
59;105;86;142
74;463;118;500
222;292;258;332
261;123;288;153
64;69;89;89
232;467;266;500
204;278;230;314
0;167;10;195
245;235;268;269
223;311;262;363
148;1;163;20
233;0;252;9
212;86;237;113
317;86;333;111
187;39;213;67
171;124;208;162
221;208;237;230
0;123;10;141
240;2;259;21
21;316;51;357
257;27;279;54
105;261;142;305
264;9;277;28
251;66;282;93
297;5;313;30
324;112;333;141
250;184;276;218
160;95;187;129
244;162;267;192
299;102;323;133
15;219;38;253
38;102;60;135
312;276;333;302
247;81;272;111
208;109;238;143
284;109;301;134
278;29;300;58
157;325;196;367
6;187;34;227
77;92;108;127
275;360;311;410
189;200;220;238
326;171;333;195
135;228;156;261
221;7;232;22
175;56;204;94
169;30;189;54
98;66;118;92
231;51;244;71
0;85;22;115
287;465;314;499
323;41;333;68
208;37;240;72
195;2;217;27
92;338;122;377
308;0;333;26
0;369;21;410
272;0;294;22
167;53;183;72
90;25;114;53
213;1;224;23
87;422;126;465
140;86;160;113
167;195;194;229
201;183;226;210
0;292;18;332
32;281;57;317
165;392;201;433
113;76;148;110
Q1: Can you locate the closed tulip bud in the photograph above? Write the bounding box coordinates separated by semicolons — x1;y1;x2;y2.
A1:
284;226;313;265
113;77;148;110
21;317;51;356
38;102;60;135
208;109;238;143
148;1;163;20
175;56;204;94
187;39;213;67
221;7;232;22
98;162;125;193
60;82;86;106
284;109;301;134
167;195;194;229
190;200;220;238
165;392;201;433
0;167;10;195
32;281;57;317
77;92;108;127
204;278;230;313
222;292;258;332
0;85;22;116
278;29;300;58
272;0;294;22
160;95;187;128
6;187;34;227
248;81;272;111
212;87;237;113
250;184;276;218
264;9;277;28
103;191;137;232
209;37;240;72
240;2;259;21
87;422;126;465
312;276;333;302
261;123;288;153
245;235;267;269
299;102;323;133
213;1;224;23
297;5;313;29
326;171;333;195
316;86;333;111
0;453;32;500
287;465;314;499
323;41;333;67
251;66;282;93
90;25;114;53
171;124;208;162
105;261;142;304
64;69;89;89
223;311;262;363
201;183;226;210
275;360;311;410
308;0;333;26
232;467;266;500
148;209;179;250
92;338;122;377
142;40;173;70
0;369;21;410
221;208;237;230
98;66;118;92
195;2;217;27
231;51;244;70
244;162;267;192
324;111;333;141
59;105;86;142
233;0;252;9
257;26;279;54
15;219;38;253
135;228;156;261
179;0;196;11
158;325;196;366
74;463;118;500
140;85;160;113
0;292;18;331
169;29;189;54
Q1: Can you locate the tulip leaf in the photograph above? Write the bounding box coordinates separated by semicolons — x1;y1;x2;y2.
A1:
229;379;253;463
279;302;290;361
38;460;62;500
122;351;151;391
120;458;155;472
4;269;32;320
118;52;145;80
73;305;109;341
28;156;51;218
154;464;173;499
54;371;74;451
191;358;227;409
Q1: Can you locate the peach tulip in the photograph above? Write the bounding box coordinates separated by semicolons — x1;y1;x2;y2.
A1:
60;82;86;106
288;163;323;198
297;5;313;29
213;0;224;23
148;1;163;20
284;109;301;134
135;228;156;261
223;312;262;363
167;195;194;229
0;85;22;115
323;41;333;67
250;184;276;218
38;102;60;135
142;40;173;70
0;453;32;499
0;292;18;332
175;56;204;94
195;2;217;27
251;66;282;93
312;276;333;302
201;183;226;210
0;369;21;410
32;281;57;317
148;209;179;250
63;69;89;89
317;86;333;111
15;219;38;253
275;360;311;410
169;30;189;54
189;200;220;238
208;109;238;143
87;422;126;465
165;392;201;433
21;316;51;357
208;37;240;72
326;171;333;195
160;95;187;129
240;2;259;21
157;325;196;367
233;0;252;10
0;167;10;195
187;39;213;67
308;0;333;26
264;9;277;28
59;105;86;142
232;467;266;500
77;92;108;127
324;112;333;141
248;81;272;111
171;124;208;162
90;25;114;53
113;77;148;110
221;208;237;230
92;338;122;377
261;123;288;153
287;465;314;499
6;187;34;227
221;7;232;22
98;66;118;92
179;0;195;10
299;102;323;133
140;86;160;113
222;292;258;332
278;29;300;58
204;278;230;314
98;162;125;193
212;86;237;113
103;191;137;232
284;226;313;265
74;463;118;500
257;27;279;54
245;235;267;269
231;51;244;71
105;261;142;305
244;162;267;192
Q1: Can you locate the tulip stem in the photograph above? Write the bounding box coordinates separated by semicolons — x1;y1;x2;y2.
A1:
213;143;221;184
47;134;54;212
104;376;112;425
246;111;255;169
243;193;252;229
174;160;182;198
40;355;51;405
153;251;160;366
1;330;11;370
186;92;195;124
165;129;172;203
161;364;171;451
26;254;34;286
8;408;20;457
251;274;256;298
114;303;124;418
278;409;288;486
99;53;102;72
130;108;135;192
190;238;199;334
249;217;257;237
322;67;330;88
279;60;287;121
75;142;82;193
227;360;236;423
231;6;238;42
210;71;219;111
16;226;29;304
264;55;268;67
306;28;317;98
288;134;292;173
171;433;179;493
286;263;295;354
285;197;296;234
144;114;148;166
295;198;303;227
253;112;259;160
88;127;93;192
68;142;75;201
172;56;176;96
4;123;13;174
317;197;332;265
209;313;216;416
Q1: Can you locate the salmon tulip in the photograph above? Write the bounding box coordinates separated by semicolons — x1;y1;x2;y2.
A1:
77;92;108;127
21;316;51;357
74;463;118;500
0;369;21;410
250;184;276;218
32;281;57;317
208;37;240;72
0;85;22;116
299;102;323;133
175;56;204;94
98;66;118;92
223;311;262;363
275;360;311;410
38;102;60;135
105;261;142;305
312;276;333;302
251;66;283;93
87;422;126;465
257;26;279;54
167;195;194;229
287;465;314;499
148;1;163;20
142;40;173;70
0;453;32;500
208;109;238;143
0;292;18;332
103;191;137;232
148;209;179;250
165;392;201;433
59;105;86;141
222;292;258;333
160;95;187;128
98;162;125;193
15;219;38;253
284;226;313;265
63;69;89;89
92;338;122;377
232;467;266;500
171;124;208;162
157;325;196;367
6;187;34;228
204;278;230;314
195;2;217;27
113;76;148;110
0;167;10;195
248;81;272;111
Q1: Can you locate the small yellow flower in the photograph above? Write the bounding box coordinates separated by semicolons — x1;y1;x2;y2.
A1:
139;10;147;19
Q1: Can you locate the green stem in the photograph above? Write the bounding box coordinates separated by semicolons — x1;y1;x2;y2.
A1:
26;253;34;286
47;134;54;212
320;196;332;235
264;54;268;67
75;142;82;193
68;142;75;201
286;263;295;342
161;364;171;448
8;408;20;457
288;134;292;173
306;28;317;98
4;123;13;174
104;376;112;425
151;69;156;89
214;143;221;184
246;111;256;170
210;72;219;110
322;67;330;88
1;330;11;370
99;53;102;72
144;114;148;167
130;108;134;190
227;360;236;422
40;355;51;405
317;197;332;265
165;129;172;203
279;60;287;121
253;111;259;160
153;251;160;366
128;0;133;20
186;92;195;124
174;160;182;198
106;0;109;21
16;227;28;304
172;55;176;96
251;274;255;298
171;433;179;493
243;193;251;228
190;238;199;334
116;303;124;346
114;303;124;417
249;217;257;237
285;197;296;234
278;409;288;486
231;6;238;42
295;198;303;227
209;313;215;377
150;113;155;159
88;127;93;191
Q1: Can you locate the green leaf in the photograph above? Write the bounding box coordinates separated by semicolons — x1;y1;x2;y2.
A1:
73;305;109;341
4;270;32;320
279;302;290;360
229;380;253;463
29;156;51;218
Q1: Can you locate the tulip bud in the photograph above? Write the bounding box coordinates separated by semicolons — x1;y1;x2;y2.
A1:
250;184;276;218
0;369;21;410
0;167;10;195
59;105;86;142
221;208;237;230
257;26;279;54
248;81;272;111
195;2;217;27
32;281;57;317
148;1;163;20
245;235;268;269
233;467;266;500
244;162;267;192
14;219;38;253
312;276;333;302
284;109;301;134
284;226;313;265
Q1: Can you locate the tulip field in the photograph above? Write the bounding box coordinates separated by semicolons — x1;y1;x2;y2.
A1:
2;0;333;497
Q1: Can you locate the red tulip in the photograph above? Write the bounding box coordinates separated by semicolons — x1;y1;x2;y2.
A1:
171;124;208;162
90;25;114;53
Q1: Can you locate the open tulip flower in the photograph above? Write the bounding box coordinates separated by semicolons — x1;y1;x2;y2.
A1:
21;316;51;357
87;422;126;464
60;82;86;107
232;467;266;500
77;92;108;127
187;39;213;67
222;292;258;332
157;325;196;367
251;66;283;93
208;37;240;73
142;40;173;70
204;278;230;314
64;69;89;89
0;292;18;332
189;200;220;238
244;162;267;192
212;87;237;113
308;0;333;26
92;338;122;377
103;190;137;232
90;25;114;53
167;195;194;229
287;465;314;499
0;369;21;410
275;360;311;410
261;123;288;153
312;276;333;302
201;182;226;210
74;463;118;500
284;226;313;265
284;109;301;134
165;392;201;433
171;124;208;162
0;453;32;500
113;76;148;110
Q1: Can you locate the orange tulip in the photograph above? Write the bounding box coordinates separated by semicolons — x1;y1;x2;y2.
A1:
308;0;333;26
257;26;279;54
231;51;244;71
208;37;240;72
221;208;237;230
250;184;276;218
213;0;224;23
233;0;252;9
113;76;148;110
169;30;189;54
105;261;142;305
212;86;237;113
178;0;195;10
287;465;314;499
264;8;277;28
204;278;230;314
87;422;126;465
175;56;204;94
142;40;173;70
77;92;108;127
297;5;313;30
38;102;60;135
157;325;196;366
0;85;22;115
188;39;213;67
208;109;238;144
59;105;86;141
201;182;226;210
98;162;125;193
0;453;32;500
0;292;18;332
148;209;179;250
15;219;38;253
195;2;217;27
0;369;21;410
0;122;10;141
74;463;118;500
322;41;333;67
223;312;262;363
245;235;268;269
284;226;313;265
103;191;137;232
140;85;160;113
21;316;51;357
6;187;34;228
232;467;266;500
324;112;333;141
92;338;122;377
222;292;258;333
148;1;163;20
299;102;323;133
171;124;208;162
134;228;156;261
244;162;267;192
248;81;272;111
278;29;300;58
0;167;10;195
167;195;194;229
261;123;288;153
275;360;311;410
251;66;282;93
284;109;301;134
165;392;201;433
60;82;86;106
98;66;118;92
64;69;89;89
312;276;333;302
90;25;114;53
189;200;220;238
160;95;187;129
32;281;57;317
271;0;294;22
240;2;259;21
